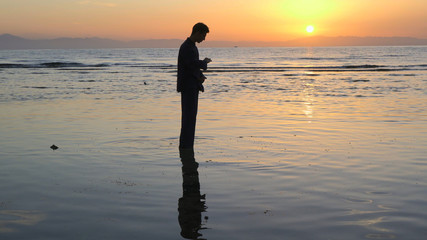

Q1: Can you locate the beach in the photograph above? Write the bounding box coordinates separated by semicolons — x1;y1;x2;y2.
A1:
1;46;426;239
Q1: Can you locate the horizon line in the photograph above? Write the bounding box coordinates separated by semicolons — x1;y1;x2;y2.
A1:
2;33;427;42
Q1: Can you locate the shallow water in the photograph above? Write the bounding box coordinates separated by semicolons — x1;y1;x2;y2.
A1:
1;46;426;239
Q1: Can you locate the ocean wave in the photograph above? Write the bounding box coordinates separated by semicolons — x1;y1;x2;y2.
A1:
202;65;405;73
0;62;109;69
2;61;425;73
298;57;342;61
399;64;427;68
342;64;383;68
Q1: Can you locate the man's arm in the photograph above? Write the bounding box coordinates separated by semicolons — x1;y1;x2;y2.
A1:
181;45;208;71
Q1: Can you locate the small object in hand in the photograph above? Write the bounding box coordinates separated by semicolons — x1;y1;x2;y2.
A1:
50;144;59;150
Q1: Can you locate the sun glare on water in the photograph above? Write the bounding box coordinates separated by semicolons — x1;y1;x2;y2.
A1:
306;25;314;33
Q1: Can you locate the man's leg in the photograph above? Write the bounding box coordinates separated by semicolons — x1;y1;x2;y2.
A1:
179;89;199;149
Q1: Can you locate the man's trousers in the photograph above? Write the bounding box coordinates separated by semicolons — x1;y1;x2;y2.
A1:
179;89;199;149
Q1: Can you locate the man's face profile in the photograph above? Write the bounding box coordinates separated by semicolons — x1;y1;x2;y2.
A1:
195;32;207;43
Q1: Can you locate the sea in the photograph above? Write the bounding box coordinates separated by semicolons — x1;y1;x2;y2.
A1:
0;46;426;239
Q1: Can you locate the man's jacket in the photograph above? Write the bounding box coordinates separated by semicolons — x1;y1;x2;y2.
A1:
177;38;207;92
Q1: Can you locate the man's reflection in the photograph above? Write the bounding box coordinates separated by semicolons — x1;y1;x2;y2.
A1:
178;148;207;239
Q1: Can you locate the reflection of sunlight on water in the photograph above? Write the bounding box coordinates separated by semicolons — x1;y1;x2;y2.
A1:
0;210;45;233
303;102;313;121
342;216;394;237
340;203;397;239
302;78;315;121
305;47;314;57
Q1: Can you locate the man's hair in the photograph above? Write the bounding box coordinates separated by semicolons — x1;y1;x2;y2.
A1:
192;22;209;35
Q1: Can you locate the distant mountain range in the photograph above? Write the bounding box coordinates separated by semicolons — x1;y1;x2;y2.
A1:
1;34;426;49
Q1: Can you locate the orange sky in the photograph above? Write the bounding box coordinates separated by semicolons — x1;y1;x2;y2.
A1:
1;0;426;41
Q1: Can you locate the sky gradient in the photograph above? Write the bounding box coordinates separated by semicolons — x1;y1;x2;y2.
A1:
1;0;426;41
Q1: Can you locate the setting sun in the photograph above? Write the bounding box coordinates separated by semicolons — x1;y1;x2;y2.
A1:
306;25;315;33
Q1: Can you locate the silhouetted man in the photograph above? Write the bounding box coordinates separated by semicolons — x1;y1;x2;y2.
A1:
178;23;211;149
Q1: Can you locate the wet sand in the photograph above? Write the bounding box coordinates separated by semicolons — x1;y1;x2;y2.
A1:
1;88;426;239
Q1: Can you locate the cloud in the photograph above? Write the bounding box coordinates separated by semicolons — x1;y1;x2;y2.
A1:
78;1;117;7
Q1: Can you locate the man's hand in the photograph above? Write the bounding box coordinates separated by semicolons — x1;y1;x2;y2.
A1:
199;76;207;83
203;58;212;64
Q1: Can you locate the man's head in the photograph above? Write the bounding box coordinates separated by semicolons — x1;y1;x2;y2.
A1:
190;22;209;43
